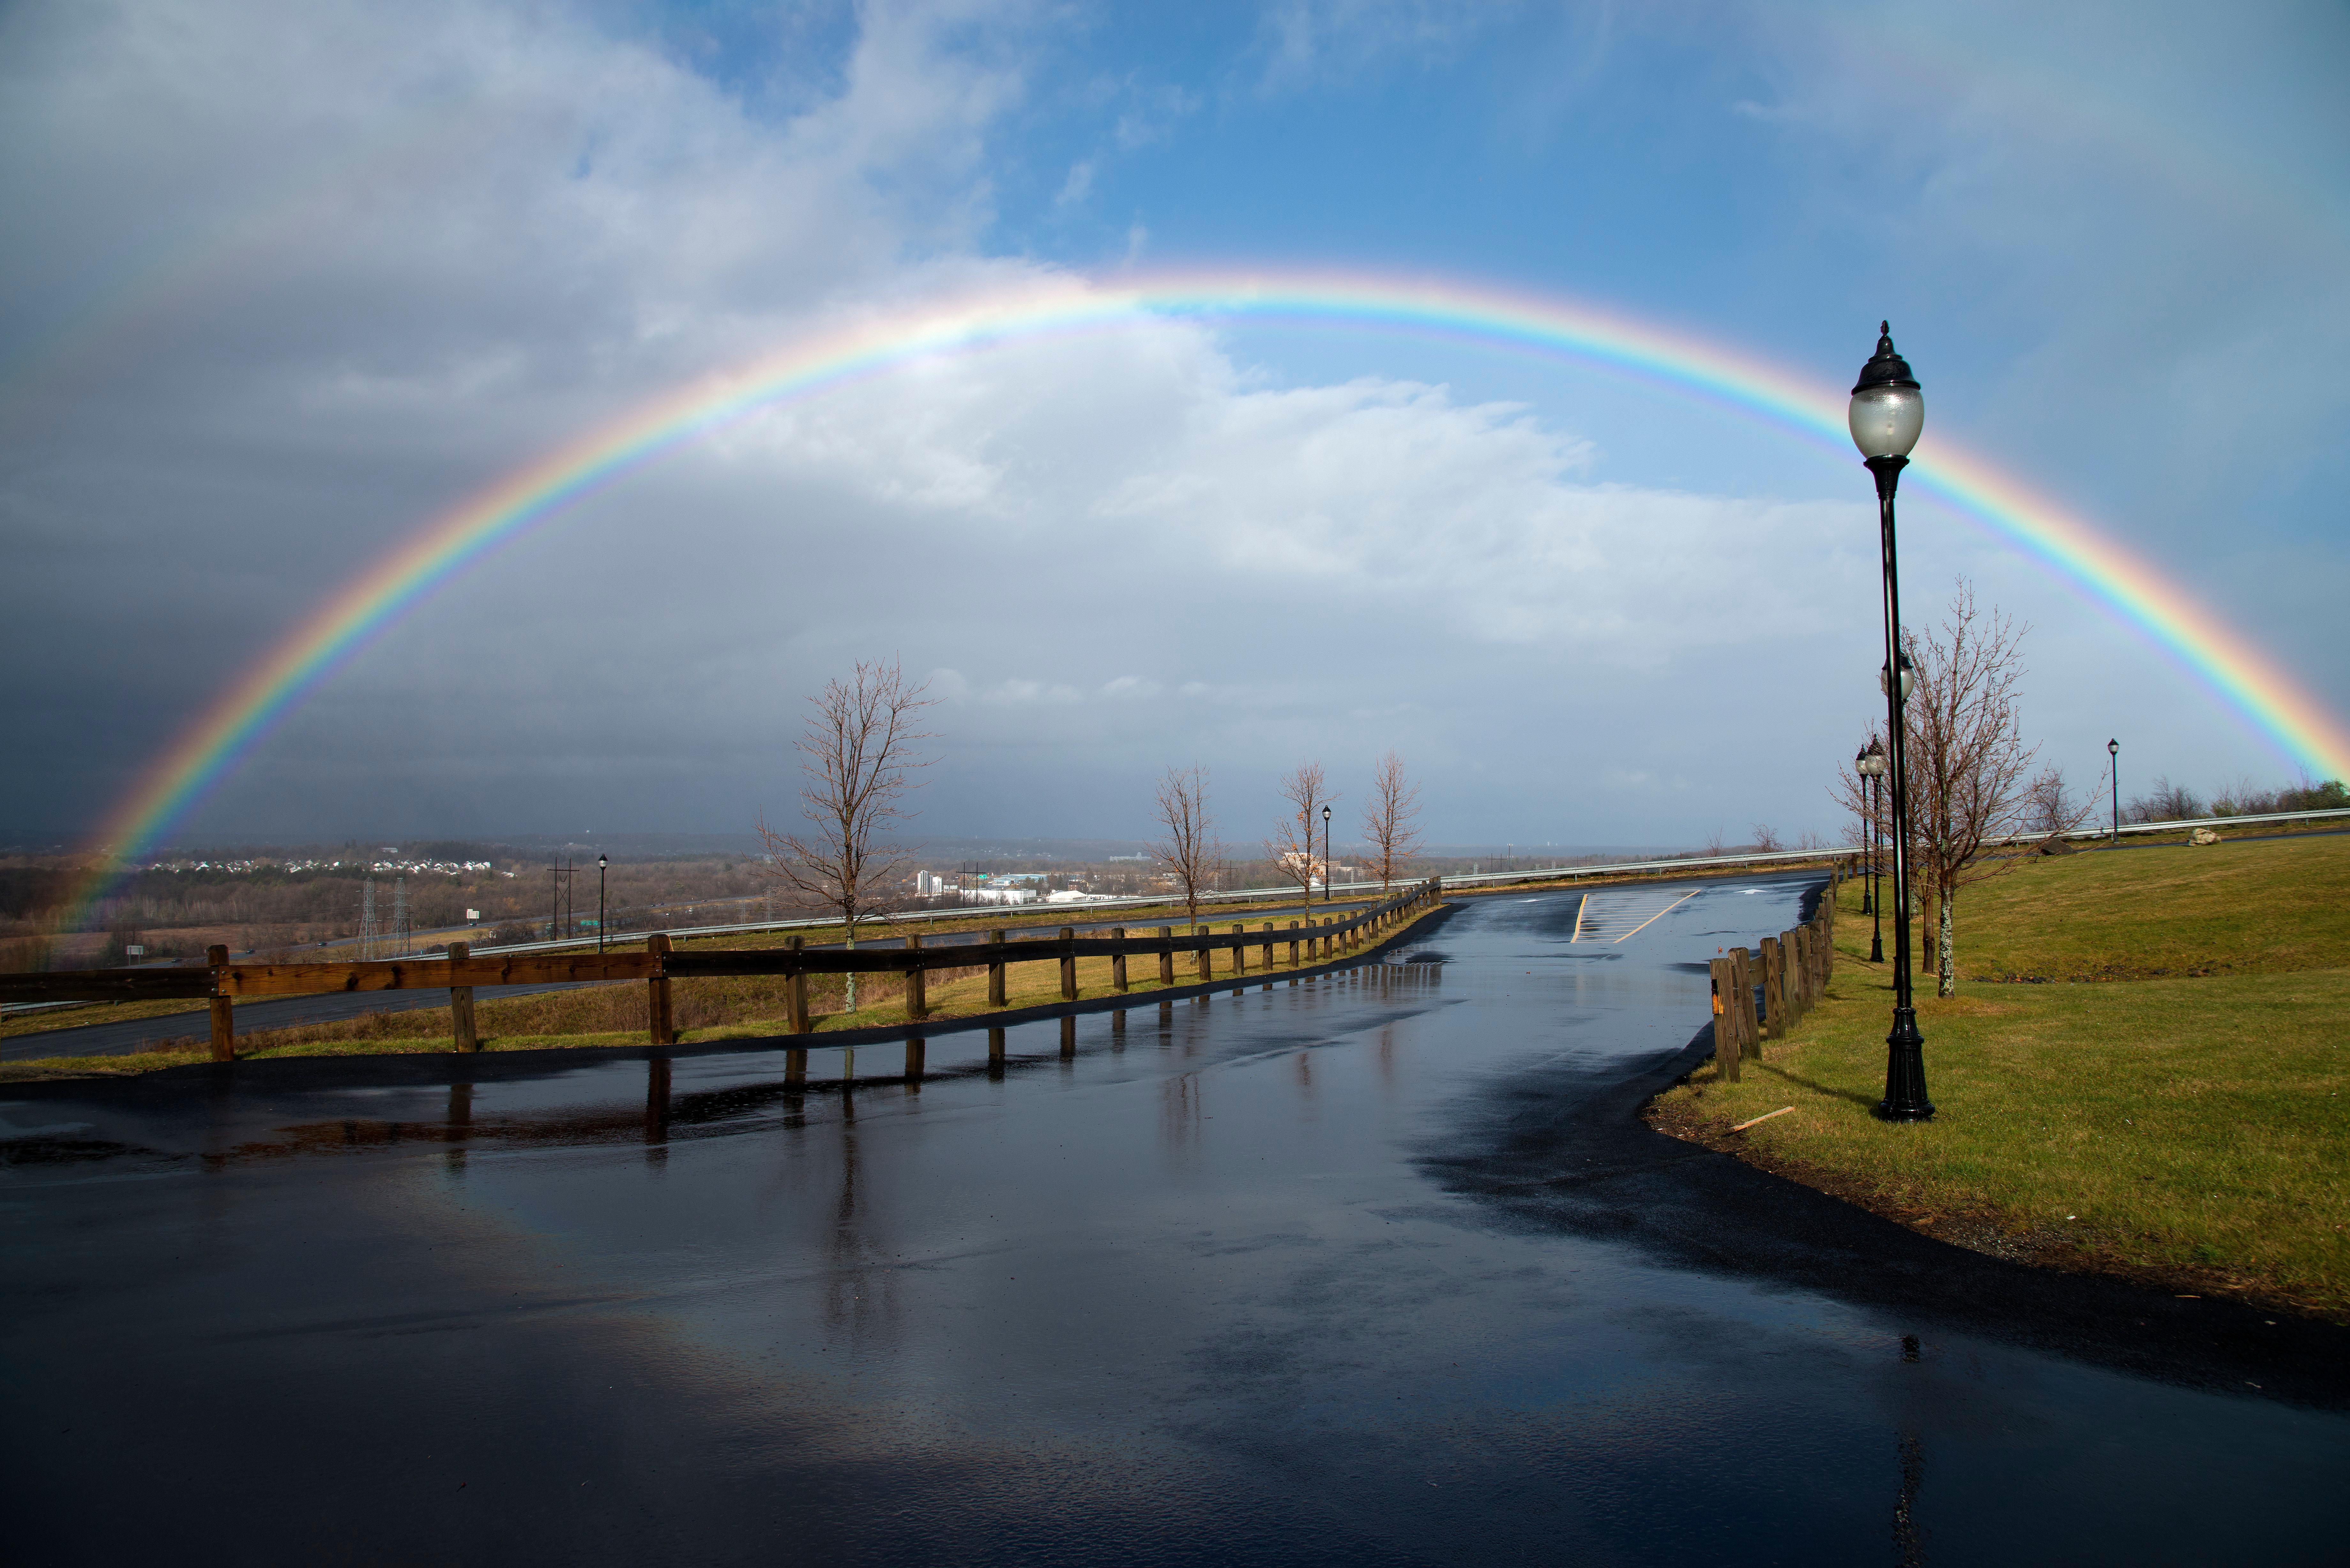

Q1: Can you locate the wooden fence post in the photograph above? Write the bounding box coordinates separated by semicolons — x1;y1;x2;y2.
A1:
786;936;811;1033
988;930;1007;1007
1761;936;1785;1037
1231;922;1247;973
1709;958;1740;1082
905;932;928;1019
646;933;674;1046
1158;927;1174;986
1790;928;1812;1016
1729;946;1760;1058
448;940;478;1053
1195;927;1212;982
1287;922;1300;966
1111;928;1129;993
207;944;234;1061
1261;922;1275;970
1059;927;1078;1001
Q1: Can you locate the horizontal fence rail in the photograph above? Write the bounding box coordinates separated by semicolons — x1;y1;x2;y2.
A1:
0;879;1446;1063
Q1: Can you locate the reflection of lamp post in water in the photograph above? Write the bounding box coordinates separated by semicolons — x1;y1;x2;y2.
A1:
1850;321;1933;1122
1857;738;1888;963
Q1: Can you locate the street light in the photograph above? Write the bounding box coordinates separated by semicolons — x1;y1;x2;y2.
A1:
597;853;608;955
2108;738;2120;844
1880;651;1914;703
1322;804;1333;907
1856;737;1888;963
1851;322;1933;1122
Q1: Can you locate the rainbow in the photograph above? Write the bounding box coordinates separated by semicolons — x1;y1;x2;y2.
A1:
62;267;2350;922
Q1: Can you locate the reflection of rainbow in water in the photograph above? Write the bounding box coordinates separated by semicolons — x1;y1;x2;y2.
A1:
58;268;2350;930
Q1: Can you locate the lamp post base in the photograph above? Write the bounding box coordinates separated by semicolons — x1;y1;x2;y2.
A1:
1869;935;1883;964
1876;1006;1934;1121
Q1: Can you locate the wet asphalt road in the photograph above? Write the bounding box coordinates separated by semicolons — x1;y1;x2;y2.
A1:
1;897;1389;1061
3;874;2345;1565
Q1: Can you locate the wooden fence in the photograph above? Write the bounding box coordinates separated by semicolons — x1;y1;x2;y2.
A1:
0;878;1445;1063
1707;865;1843;1081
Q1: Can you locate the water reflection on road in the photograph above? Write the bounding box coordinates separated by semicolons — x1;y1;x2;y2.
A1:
3;875;2345;1565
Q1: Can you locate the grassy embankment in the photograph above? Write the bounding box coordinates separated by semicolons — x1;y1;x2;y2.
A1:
0;900;1448;1080
1649;832;2350;1321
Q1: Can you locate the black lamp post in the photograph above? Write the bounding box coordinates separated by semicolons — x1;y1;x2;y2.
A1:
1321;805;1332;907
2108;738;2120;843
1856;737;1888;962
1852;322;1933;1122
1300;803;1312;902
597;853;608;955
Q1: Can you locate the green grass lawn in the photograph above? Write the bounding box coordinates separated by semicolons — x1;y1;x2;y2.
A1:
1652;835;2350;1320
1948;832;2350;980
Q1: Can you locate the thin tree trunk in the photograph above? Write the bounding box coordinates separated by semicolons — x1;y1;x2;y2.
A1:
1937;897;1955;998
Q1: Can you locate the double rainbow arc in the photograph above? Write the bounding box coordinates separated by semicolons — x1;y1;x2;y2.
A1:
65;268;2350;921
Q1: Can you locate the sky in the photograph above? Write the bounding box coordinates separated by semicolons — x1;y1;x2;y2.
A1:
2;0;2346;854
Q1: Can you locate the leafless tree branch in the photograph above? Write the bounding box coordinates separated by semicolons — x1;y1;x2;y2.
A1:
1360;751;1424;894
1150;764;1223;927
753;658;936;1012
1263;761;1337;901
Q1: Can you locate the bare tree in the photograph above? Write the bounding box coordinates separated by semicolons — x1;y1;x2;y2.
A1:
2127;776;2205;824
1263;762;1337;902
1359;751;1424;893
1150;764;1223;926
754;658;936;1013
1749;823;1784;853
1901;583;2041;996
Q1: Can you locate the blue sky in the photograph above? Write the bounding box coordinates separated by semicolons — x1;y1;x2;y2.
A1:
2;0;2345;850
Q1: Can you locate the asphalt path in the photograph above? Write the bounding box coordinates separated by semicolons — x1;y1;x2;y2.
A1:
1;895;1395;1060
4;872;2342;1561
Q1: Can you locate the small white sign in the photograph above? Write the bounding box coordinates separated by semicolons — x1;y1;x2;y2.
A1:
465;908;481;922
125;944;146;957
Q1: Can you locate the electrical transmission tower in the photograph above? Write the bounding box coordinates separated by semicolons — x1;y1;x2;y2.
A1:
390;878;411;957
359;878;379;960
550;861;576;942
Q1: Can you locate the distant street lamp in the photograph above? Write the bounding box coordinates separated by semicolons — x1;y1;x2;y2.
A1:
597;853;608;955
1851;322;1932;1122
1856;738;1888;963
1322;804;1333;907
2108;738;2120;844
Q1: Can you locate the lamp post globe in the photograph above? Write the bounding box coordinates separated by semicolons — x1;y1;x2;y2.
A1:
1879;651;1914;704
1852;323;1933;1122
